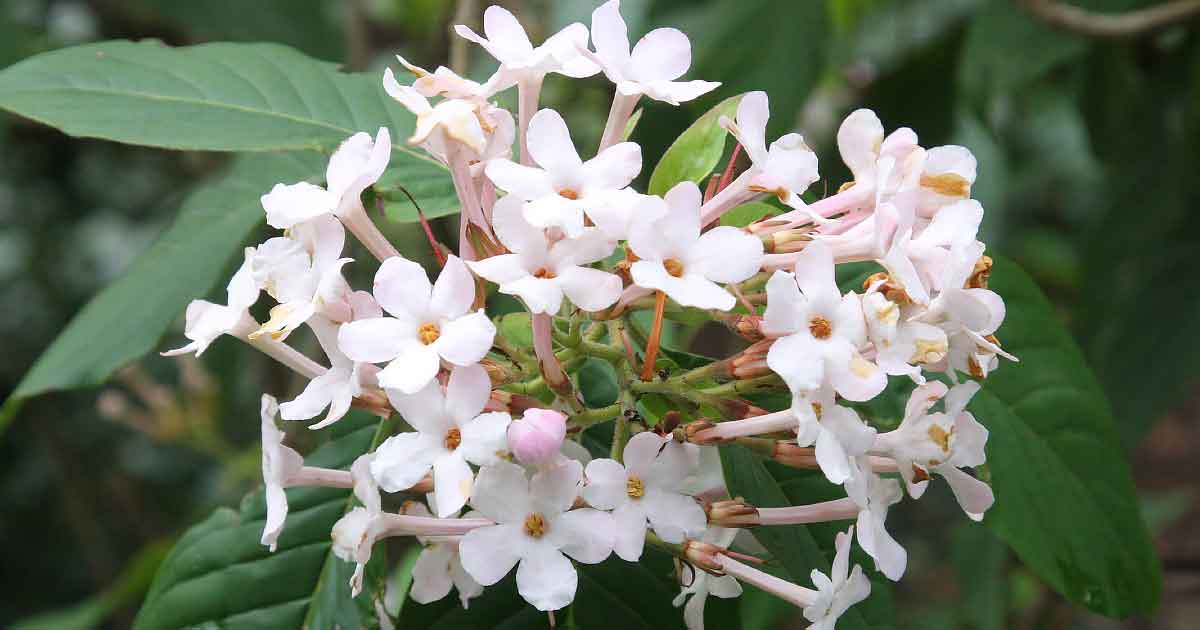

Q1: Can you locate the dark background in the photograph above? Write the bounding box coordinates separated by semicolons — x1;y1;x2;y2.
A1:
1;0;1197;628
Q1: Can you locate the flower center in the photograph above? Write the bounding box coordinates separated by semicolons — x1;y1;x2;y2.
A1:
626;474;645;499
558;188;580;200
523;512;547;538
664;258;685;278
418;323;440;345
920;172;970;197
444;428;461;451
533;267;557;279
809;316;832;339
928;425;952;453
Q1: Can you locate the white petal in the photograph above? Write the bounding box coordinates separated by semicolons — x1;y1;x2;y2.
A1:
430;255;477;320
326;127;391;206
767;335;826;394
668;273;737;311
557;266;623;312
622;431;669;475
337;317;411;364
434;310;496;366
460;522;525;586
582;141;642;191
762;271;805;337
550;508;615;564
410;545;455;604
527;109;583;171
590;0;631;63
837;109;884;183
386;376;450;435
261;182;337;229
470;460;533;523
582;458;629;510
490;194;546;254
815;427;853;485
376;340;442;394
482;4;534;59
610;501;648;561
629;27;691;82
792;240;840;311
374;256;431;319
451;555;485;608
467;254;530;286
485;159;556;199
433;453;475;517
829;352;887;402
371;432;442;492
458;412;512;467
279;369;341;422
516;543;577;611
937;465;994;521
531;459;583;515
688;226;764;283
643;489;707;543
728;91;768;161
502;276;564;315
443;363;490;425
822;406;877;457
261;483;289;552
645;80;720;105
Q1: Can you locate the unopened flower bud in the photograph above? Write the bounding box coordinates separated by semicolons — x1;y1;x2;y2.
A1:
507;408;567;466
707;498;759;527
765;228;813;254
682;539;727;575
685;420;722;445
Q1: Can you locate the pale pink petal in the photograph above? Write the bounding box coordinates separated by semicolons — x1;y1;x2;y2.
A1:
837;109;885;184
582;458;628;510
590;0;631;62
642;489;706;543
467;254;530;285
430;255;476;320
582;141;642;191
527;109;583;171
337;317;412;364
374;256;431;319
557;266;622;312
434;310;496;366
531;459;583;515
485;159;556;199
550;508;615;564
445;363;492;425
490;194;546;254
516;543;577;611
470;461;534;523
629;27;691;82
460;522;525;585
688;226;764;283
377;340;441;394
502;276;564;315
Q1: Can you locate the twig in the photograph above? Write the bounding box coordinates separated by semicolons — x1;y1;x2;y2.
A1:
1018;0;1200;39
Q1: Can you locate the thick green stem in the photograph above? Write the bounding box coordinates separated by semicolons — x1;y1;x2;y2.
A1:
570;403;623;431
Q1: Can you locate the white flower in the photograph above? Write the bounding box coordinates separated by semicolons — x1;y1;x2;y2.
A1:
371;364;510;517
836;109;920;197
466;195;621;314
163;247;259;356
874;381;994;520
279;313;379;430
629;181;764;311
720;91;819;209
485;108;641;238
393;54;508;101
582;432;707;561
337;254;495;394
405;500;485;609
260;394;303;552
249;215;353;341
916;145;976;218
763;241;885;403
672;527;742;630
862;291;947;384
586;0;719;105
804;392;878;486
261;128;391;229
383;75;490;155
454;5;599;81
803;526;872;630
459;460;614;611
844;459;907;581
331;454;386;596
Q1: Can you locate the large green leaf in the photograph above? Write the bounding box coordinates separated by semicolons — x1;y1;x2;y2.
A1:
0;40;457;214
974;258;1160;617
647;94;741;197
134;414;386;630
718;445;893;630
0;152;320;425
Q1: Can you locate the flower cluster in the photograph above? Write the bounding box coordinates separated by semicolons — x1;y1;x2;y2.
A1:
166;1;1014;627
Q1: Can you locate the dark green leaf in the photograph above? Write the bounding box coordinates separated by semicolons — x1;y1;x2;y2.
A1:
975;257;1160;617
135;414;386;629
1;152;321;426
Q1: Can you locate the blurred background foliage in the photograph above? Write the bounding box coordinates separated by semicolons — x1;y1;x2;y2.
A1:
0;0;1197;628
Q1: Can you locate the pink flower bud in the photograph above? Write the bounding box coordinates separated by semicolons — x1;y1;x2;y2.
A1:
507;408;567;466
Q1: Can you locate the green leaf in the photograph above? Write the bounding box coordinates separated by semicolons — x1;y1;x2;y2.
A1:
1;152;321;427
719;201;781;228
975;257;1160;617
718;445;892;629
134;413;387;630
0;41;417;157
647;94;741;197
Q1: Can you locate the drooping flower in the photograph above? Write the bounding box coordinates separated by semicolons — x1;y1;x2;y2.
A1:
331;454;386;596
249;215;353;342
371;364;510;517
485;108;641;238
337;254;495;394
405;499;485;609
582;432;707;561
629;181;764;311
279;313;379;430
672;527;742;630
163;247;259;356
459;460;614;611
763;241;886;406
844;459;907;581
466;194;622;314
874;381;994;520
261;128;391;229
803;526;872;630
260;394;304;552
586;0;719;105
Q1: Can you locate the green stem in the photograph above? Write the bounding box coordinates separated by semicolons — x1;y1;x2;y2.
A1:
570;403;622;431
699;374;785;398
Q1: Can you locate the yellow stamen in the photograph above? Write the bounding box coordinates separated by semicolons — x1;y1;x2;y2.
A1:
523;512;547;538
418;323;441;345
663;258;685;278
444;428;462;450
920;172;971;197
626;474;645;499
809;317;833;339
558;188;580;200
